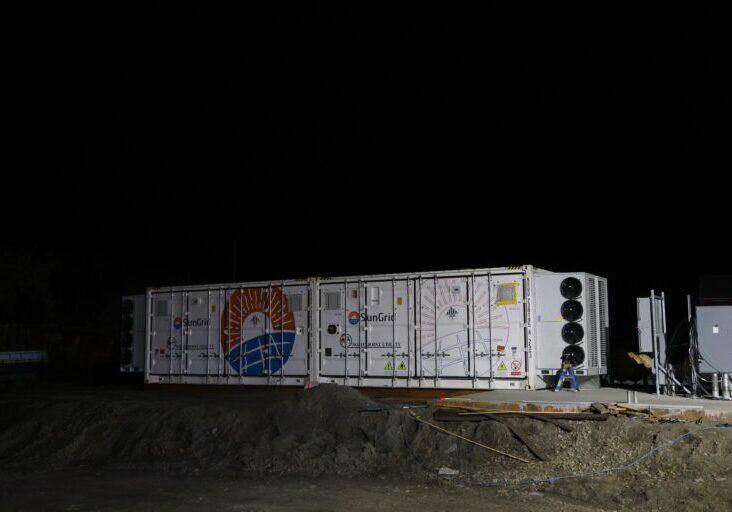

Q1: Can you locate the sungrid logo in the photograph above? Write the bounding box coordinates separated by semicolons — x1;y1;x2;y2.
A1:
361;312;395;323
346;311;396;324
174;317;210;330
220;288;297;376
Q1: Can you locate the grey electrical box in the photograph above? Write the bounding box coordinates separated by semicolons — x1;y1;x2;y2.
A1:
697;305;732;373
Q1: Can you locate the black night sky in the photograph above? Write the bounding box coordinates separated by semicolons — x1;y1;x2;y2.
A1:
5;5;729;381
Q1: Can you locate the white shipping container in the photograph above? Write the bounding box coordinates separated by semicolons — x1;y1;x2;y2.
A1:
143;265;608;390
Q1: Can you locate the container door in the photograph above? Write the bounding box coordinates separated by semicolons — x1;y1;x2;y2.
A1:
471;276;493;379
341;282;364;377
417;277;472;379
489;274;527;379
185;290;216;376
280;285;309;376
150;292;188;375
320;284;360;377
148;291;186;376
222;287;268;376
363;280;411;378
218;286;306;377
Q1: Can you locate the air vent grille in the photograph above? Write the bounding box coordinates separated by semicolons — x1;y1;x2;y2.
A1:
599;280;608;369
587;278;598;368
288;294;303;312
324;292;341;310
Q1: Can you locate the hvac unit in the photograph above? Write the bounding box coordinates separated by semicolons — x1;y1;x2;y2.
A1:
120;295;146;373
535;272;608;378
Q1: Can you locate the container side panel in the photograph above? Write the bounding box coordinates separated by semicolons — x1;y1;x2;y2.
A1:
342;282;364;378
219;286;306;377
148;292;184;375
282;285;309;376
471;277;493;378
419;277;472;378
363;280;410;377
319;284;357;377
535;272;590;372
185;290;216;376
489;274;527;379
150;285;308;379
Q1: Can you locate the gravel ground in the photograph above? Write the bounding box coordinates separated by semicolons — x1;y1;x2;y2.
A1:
1;384;731;511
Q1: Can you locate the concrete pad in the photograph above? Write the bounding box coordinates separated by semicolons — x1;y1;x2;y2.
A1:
455;387;732;421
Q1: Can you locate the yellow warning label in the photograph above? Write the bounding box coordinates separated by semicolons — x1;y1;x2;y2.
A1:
496;282;519;306
384;361;393;371
397;297;403;305
397;361;407;371
497;361;508;371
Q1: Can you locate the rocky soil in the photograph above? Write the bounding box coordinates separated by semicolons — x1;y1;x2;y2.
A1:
1;384;731;511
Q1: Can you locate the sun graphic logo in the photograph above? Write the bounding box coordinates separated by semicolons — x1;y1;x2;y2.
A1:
446;306;458;320
220;287;297;375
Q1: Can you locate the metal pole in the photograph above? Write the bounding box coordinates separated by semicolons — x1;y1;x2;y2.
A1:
660;291;670;395
687;294;699;398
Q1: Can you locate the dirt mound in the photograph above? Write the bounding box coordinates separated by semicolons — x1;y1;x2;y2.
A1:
0;385;537;477
2;385;732;510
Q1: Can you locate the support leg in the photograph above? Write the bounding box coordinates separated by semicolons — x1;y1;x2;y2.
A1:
569;368;579;392
553;369;566;392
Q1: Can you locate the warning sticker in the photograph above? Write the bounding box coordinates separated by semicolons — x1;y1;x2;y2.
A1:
510;360;522;371
497;361;508;371
384;361;393;371
397;361;407;371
